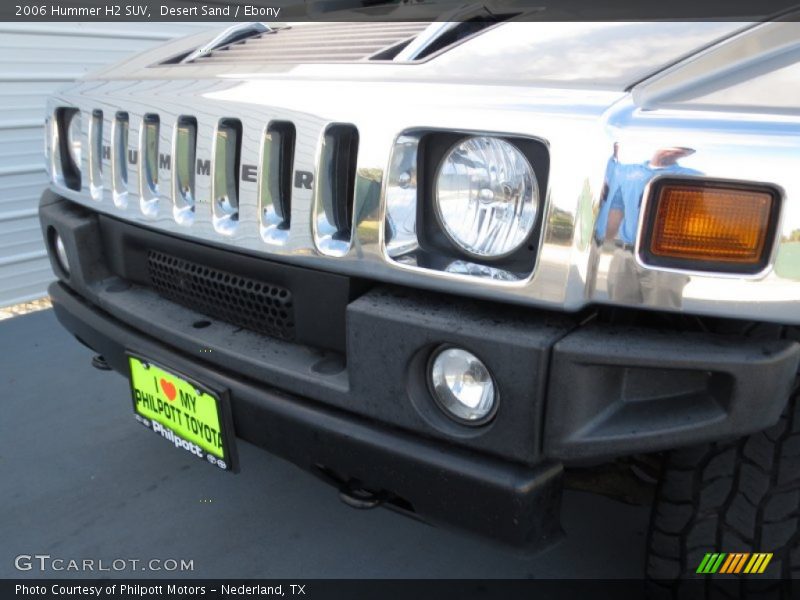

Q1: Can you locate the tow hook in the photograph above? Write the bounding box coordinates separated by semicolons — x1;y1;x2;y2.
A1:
338;480;387;510
91;354;112;371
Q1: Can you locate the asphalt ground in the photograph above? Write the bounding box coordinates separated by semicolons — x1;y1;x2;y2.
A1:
1;309;649;579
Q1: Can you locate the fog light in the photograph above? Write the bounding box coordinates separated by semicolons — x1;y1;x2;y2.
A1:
429;347;497;424
53;231;70;276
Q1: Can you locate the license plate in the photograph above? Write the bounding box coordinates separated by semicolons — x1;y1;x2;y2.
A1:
128;354;238;472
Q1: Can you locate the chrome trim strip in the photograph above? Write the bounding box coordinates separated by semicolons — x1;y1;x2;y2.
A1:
48;108;63;188
88;109;103;201
156;114;172;220
385;133;420;258
111;111;129;209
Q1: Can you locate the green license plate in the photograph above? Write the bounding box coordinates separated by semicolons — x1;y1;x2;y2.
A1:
128;354;238;472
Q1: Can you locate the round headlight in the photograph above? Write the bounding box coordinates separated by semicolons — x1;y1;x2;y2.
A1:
435;136;538;258
429;347;497;424
66;111;81;168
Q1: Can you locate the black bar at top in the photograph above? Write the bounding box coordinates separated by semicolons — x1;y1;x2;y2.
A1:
5;0;800;22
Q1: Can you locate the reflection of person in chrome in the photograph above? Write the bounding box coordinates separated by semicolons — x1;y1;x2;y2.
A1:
595;146;700;306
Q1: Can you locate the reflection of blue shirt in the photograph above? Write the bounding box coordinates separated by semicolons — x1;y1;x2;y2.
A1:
595;156;620;242
601;161;700;244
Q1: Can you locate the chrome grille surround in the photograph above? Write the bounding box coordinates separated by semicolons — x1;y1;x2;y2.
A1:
45;73;800;325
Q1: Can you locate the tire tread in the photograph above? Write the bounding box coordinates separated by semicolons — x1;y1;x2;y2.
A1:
646;384;799;598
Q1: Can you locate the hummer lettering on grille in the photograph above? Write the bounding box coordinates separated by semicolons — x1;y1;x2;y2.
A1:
241;164;258;183
196;158;210;176
294;170;313;189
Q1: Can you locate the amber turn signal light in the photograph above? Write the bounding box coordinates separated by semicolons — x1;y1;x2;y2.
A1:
642;180;779;273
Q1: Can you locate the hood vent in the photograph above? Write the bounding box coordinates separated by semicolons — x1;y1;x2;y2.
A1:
395;14;518;61
182;22;431;65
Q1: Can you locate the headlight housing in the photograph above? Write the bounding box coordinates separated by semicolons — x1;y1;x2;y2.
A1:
434;136;538;258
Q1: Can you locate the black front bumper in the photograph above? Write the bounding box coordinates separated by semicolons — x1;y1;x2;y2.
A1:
40;192;800;549
50;281;564;548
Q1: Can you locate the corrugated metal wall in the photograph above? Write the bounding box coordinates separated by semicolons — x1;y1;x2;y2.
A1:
0;22;215;307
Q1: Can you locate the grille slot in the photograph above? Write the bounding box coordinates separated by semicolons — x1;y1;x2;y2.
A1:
147;250;295;341
212;118;243;233
321;124;359;239
173;116;197;224
312;123;360;256
263;121;296;229
54;107;81;191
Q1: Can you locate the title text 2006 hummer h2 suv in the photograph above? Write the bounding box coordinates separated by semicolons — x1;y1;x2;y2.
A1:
39;17;800;589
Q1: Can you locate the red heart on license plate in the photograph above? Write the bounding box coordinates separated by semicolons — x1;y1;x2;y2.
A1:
160;379;177;401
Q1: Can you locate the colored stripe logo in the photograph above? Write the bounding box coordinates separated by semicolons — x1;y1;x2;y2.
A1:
696;553;773;575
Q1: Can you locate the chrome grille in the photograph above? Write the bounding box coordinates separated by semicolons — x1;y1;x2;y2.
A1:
45;61;800;326
187;22;431;64
68;104;361;255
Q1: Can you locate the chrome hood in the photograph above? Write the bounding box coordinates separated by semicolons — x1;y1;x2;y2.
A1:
84;21;747;90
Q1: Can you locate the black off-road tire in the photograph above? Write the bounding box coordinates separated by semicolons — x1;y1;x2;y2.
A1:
645;384;800;598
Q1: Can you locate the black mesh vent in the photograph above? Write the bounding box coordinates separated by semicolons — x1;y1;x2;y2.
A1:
147;250;295;340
